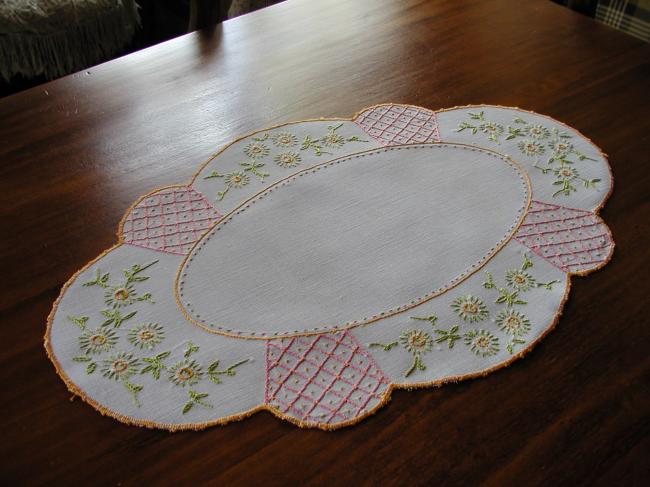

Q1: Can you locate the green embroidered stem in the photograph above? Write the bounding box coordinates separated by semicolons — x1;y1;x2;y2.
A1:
83;269;110;288
182;390;213;414
67;315;89;330
410;315;438;326
456;121;478;134
207;358;249;384
434;326;461;349
184;342;200;358
368;341;398;352
123;260;158;284
300;135;331;156
404;355;426;377
521;254;533;271
140;351;171;380
506;338;526;355
537;280;559;290
204;171;250;201
101;309;136;328
240;160;270;182
495;288;527;307
123;381;143;407
252;133;269;142
483;271;495;289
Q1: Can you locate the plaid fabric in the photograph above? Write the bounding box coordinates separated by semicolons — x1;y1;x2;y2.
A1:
554;0;650;41
596;0;650;41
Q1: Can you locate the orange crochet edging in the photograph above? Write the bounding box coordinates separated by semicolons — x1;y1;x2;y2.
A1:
44;103;613;431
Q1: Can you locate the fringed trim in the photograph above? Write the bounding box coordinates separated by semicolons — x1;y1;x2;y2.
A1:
0;1;140;81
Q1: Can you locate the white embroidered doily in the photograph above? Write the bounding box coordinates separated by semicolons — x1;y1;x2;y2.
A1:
46;104;614;430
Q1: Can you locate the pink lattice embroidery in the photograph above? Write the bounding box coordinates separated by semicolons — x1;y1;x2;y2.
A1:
121;186;221;255
514;201;613;273
354;104;441;146
265;331;390;426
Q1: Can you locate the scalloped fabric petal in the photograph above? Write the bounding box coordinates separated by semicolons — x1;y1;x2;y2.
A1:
265;331;390;427
121;186;221;255
514;200;613;273
354;104;441;146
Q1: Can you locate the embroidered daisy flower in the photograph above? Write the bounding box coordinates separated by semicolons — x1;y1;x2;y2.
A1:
128;323;165;350
274;151;302;168
554;166;579;181
464;330;499;357
169;359;203;386
272;132;298;148
399;330;433;355
321;131;346;148
79;327;118;354
243;141;270;159
518;140;546;157
525;124;550;139
224;172;250;188
505;270;536;291
451;295;489;322
549;139;573;157
104;283;136;308
479;122;504;137
101;352;140;380
496;310;531;336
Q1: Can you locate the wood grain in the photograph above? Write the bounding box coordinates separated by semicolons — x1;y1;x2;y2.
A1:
1;0;648;485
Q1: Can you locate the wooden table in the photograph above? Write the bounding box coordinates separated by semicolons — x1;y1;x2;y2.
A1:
1;0;648;484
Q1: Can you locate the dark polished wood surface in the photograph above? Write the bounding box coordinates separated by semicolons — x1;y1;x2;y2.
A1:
1;0;648;485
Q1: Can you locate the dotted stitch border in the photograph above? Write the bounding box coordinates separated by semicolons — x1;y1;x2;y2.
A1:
177;143;531;337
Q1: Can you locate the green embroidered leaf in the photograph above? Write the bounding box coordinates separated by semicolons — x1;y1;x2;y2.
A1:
483;271;495;289
101;309;137;328
86;362;97;374
204;170;225;180
369;342;398;352
141;351;171;380
83;269;110;288
184;342;200;358
521;254;534;271
411;315;438;326
124;381;143;407
538;280;559;291
183;390;213;413
207;358;250;383
67;315;89;330
433;326;461;349
73;356;91;362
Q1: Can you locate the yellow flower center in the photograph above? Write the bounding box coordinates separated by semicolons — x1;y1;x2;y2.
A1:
139;330;154;341
514;274;525;283
476;337;489;348
409;334;427;348
114;288;130;301
462;302;478;314
90;334;106;346
113;360;128;373
505;316;521;328
177;367;194;381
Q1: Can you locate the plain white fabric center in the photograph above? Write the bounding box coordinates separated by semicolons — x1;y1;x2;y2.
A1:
177;144;530;337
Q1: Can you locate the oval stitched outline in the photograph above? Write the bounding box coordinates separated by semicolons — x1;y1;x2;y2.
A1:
175;143;532;339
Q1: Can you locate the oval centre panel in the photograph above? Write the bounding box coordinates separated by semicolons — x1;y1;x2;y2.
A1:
177;144;530;337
